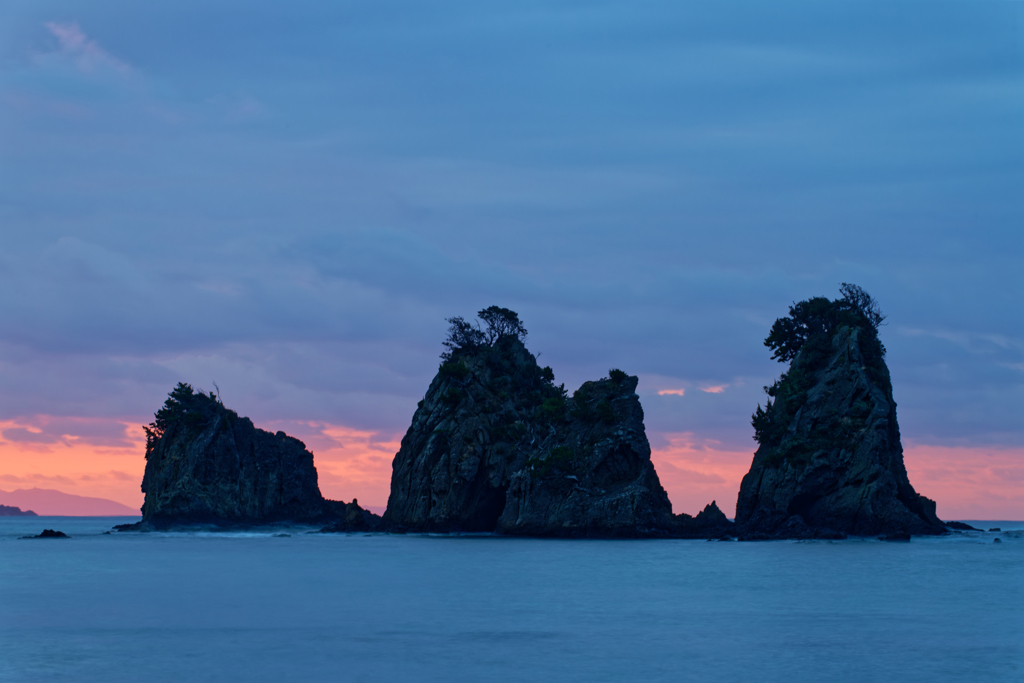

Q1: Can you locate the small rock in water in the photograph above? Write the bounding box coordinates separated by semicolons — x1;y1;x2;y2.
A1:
19;529;70;539
988;528;1001;532
993;538;1002;544
879;531;911;542
272;533;291;538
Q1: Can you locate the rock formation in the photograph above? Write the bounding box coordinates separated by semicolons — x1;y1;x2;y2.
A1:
383;307;729;538
676;501;733;538
19;529;68;539
0;504;36;517
123;383;373;529
319;499;382;533
736;286;946;539
495;372;677;537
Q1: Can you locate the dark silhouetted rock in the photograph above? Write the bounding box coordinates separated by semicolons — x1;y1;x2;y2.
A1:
319;499;382;533
988;528;1001;532
496;373;678;538
120;383;357;530
0;504;36;517
383;318;722;538
946;521;980;531
993;538;1002;544
736;288;946;539
20;529;69;539
675;501;734;538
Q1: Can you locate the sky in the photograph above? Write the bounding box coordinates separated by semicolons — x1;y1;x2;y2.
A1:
0;0;1021;518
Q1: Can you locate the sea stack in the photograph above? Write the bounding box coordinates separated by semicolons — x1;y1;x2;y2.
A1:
383;306;726;538
128;383;369;528
735;285;946;539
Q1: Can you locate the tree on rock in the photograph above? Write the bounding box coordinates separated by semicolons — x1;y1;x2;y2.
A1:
763;283;886;363
442;306;528;360
738;283;944;538
478;306;527;344
839;282;885;329
143;382;224;457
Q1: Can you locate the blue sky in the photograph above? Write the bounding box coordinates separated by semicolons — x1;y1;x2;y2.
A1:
1;0;1021;511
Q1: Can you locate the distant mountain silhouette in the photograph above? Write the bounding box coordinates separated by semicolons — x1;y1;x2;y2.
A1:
0;488;138;516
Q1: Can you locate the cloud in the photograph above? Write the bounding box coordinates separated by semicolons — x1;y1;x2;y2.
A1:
2;427;64;445
0;473;76;486
700;385;728;394
657;389;686;397
0;1;1020;515
898;327;1024;356
903;443;1024;519
655;462;726;485
648;431;755;515
79;470;137;482
258;421;402;507
0;417;137;449
44;22;131;75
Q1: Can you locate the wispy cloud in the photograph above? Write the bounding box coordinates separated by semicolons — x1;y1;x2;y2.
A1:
649;431;754;516
657;389;686;396
79;470;137;482
898;326;1024;355
1;427;65;445
700;385;729;394
903;442;1024;519
261;420;403;506
0;473;77;485
0;417;137;449
44;22;131;75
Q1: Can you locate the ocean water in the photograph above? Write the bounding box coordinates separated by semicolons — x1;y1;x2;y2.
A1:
1;517;1021;683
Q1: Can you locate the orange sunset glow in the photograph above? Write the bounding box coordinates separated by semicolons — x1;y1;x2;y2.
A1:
3;416;1021;520
0;416;404;514
0;417;147;511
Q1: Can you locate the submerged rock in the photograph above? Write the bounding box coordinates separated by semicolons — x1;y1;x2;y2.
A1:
122;383;373;530
736;286;946;539
384;308;724;538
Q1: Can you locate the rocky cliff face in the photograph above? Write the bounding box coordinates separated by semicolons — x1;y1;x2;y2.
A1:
496;373;676;537
134;384;355;527
383;337;554;532
383;334;723;538
736;325;945;538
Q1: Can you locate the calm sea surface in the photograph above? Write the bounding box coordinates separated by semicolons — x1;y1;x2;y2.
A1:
1;517;1021;683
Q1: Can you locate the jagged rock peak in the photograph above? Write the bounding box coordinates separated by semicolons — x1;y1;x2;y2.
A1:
384;306;727;538
133;383;366;528
736;285;945;539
